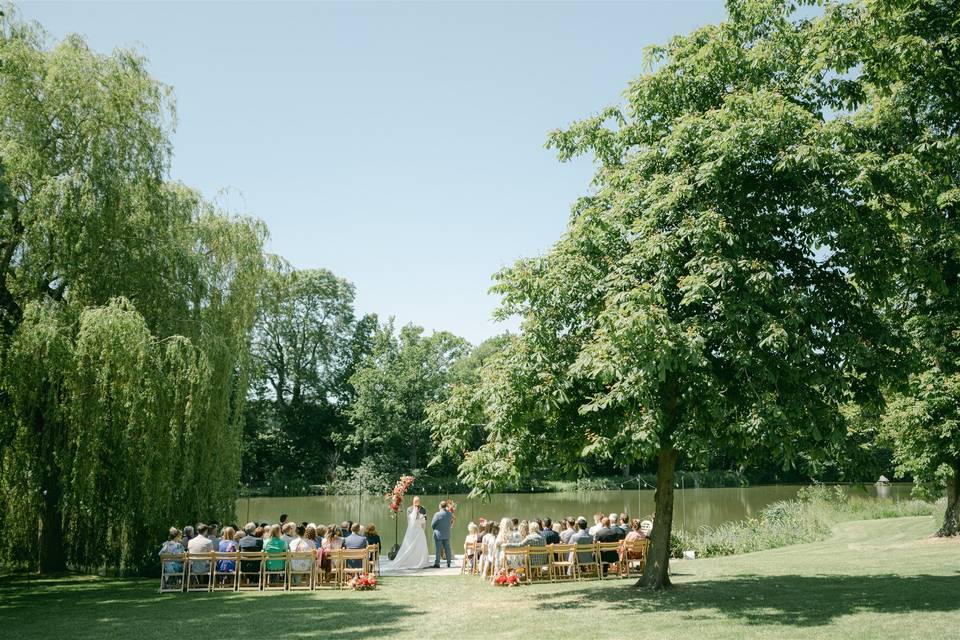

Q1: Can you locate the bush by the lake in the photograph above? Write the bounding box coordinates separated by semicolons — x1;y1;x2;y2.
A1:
671;485;941;559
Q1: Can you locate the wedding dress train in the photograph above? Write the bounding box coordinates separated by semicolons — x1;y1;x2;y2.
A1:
390;507;430;570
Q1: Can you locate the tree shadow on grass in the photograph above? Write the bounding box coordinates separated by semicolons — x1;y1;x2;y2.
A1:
0;575;419;639
534;573;960;628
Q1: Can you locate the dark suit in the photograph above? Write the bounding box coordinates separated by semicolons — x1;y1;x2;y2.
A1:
542;528;561;545
594;526;620;572
238;534;263;573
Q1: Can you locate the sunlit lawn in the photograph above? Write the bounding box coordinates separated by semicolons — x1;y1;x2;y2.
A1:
2;516;958;639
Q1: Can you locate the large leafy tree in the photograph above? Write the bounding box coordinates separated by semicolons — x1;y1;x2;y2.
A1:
0;13;265;572
437;0;903;589
349;321;469;473
851;0;960;535
244;263;377;482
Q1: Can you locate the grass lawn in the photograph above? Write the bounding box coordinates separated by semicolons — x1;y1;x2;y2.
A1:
2;516;958;639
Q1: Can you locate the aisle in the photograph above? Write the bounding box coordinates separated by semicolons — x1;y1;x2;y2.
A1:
379;554;463;577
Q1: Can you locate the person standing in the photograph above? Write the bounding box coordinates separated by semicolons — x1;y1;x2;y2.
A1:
431;501;453;568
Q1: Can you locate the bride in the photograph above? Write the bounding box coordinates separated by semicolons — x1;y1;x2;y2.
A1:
390;495;430;569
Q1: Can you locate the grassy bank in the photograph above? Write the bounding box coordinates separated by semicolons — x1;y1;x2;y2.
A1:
672;484;940;558
2;516;957;639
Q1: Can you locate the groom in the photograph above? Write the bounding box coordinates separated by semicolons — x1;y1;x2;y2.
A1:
431;501;453;568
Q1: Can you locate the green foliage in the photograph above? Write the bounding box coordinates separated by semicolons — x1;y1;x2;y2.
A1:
672;485;939;559
242;262;376;484
348;320;469;474
0;14;265;573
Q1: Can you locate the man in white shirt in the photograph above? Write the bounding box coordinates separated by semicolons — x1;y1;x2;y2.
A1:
187;523;215;579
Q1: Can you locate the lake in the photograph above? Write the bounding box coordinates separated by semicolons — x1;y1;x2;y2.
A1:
235;483;912;553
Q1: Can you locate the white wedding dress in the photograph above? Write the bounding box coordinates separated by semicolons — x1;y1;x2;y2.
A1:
390;507;430;570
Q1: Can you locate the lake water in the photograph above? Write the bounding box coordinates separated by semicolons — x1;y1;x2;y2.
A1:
235;483;912;553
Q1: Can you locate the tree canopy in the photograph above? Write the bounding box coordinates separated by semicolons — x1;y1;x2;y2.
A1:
0;13;265;572
429;0;959;588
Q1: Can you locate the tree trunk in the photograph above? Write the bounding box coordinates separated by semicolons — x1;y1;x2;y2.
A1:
34;395;66;573
38;468;67;573
636;447;677;590
937;460;960;537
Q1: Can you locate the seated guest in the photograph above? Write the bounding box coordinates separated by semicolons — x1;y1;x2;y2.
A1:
321;525;344;553
343;523;368;569
182;525;195;546
620;518;647;563
340;521;353;538
303;525;319;550
263;524;287;583
216;526;238;577
317;525;343;573
522;521;548;572
640;518;654;537
570;517;595;565
495;517;517;573
208;523;221;550
254;525;265;539
187;522;214;575
480;521;497;576
281;521;296;545
589;513;603;536
619;513;630;532
609;513;626;539
559;518;576;544
365;523;381;550
159;527;185;587
289;524;314;577
594;517;620;574
238;522;263;551
464;522;481;570
541;517;560;545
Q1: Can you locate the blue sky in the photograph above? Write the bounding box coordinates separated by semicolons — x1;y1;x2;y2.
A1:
19;1;728;344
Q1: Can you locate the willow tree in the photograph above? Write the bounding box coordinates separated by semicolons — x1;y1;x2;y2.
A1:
0;13;265;572
434;0;899;590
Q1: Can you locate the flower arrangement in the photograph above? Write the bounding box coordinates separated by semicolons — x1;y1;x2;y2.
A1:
347;573;377;591
493;569;522;587
446;496;457;524
385;475;414;516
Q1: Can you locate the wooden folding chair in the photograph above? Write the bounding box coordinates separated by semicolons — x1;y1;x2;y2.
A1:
237;551;264;590
314;548;340;588
159;554;186;593
500;546;530;583
526;545;551;582
338;549;369;588
186;552;215;592
368;544;380;576
596;541;621;579
573;543;599;580
480;540;496;578
460;541;479;575
547;544;577;582
212;551;239;591
622;539;649;577
288;551;315;590
263;551;288;590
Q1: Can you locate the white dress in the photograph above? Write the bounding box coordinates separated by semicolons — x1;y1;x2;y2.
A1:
390;507;430;570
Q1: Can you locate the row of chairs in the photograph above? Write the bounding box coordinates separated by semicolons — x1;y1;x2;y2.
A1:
461;539;649;583
159;546;380;592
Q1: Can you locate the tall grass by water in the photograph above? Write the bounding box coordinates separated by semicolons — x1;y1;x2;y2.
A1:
671;484;942;559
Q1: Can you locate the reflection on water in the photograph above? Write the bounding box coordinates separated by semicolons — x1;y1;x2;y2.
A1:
235;483;913;553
